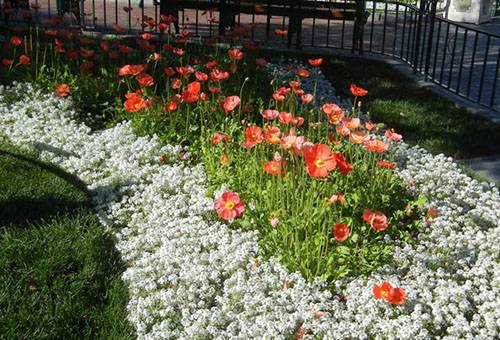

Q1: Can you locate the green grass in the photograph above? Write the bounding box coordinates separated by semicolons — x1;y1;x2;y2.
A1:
0;142;133;339
320;56;500;159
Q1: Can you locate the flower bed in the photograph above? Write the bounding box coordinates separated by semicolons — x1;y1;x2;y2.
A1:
1;23;499;338
1;81;499;339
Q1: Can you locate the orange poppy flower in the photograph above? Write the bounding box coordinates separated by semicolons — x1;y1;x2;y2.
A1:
274;28;288;36
211;133;231;144
364;140;389;153
264;126;281;145
263;160;280;175
181;81;201;103
384;129;403;142
136;73;154;87
308;58;323;67
377;161;396;170
333;152;353;175
124;92;148;112
373;282;406;305
350;84;368;97
54;83;70;97
278;111;294;125
295;68;310;78
336;124;350;137
243;126;264;149
118;64;146;76
165;101;177;112
303;144;337;177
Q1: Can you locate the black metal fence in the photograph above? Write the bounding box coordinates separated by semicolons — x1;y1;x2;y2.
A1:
1;0;499;111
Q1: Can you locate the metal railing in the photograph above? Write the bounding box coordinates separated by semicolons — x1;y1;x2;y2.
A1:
0;0;499;111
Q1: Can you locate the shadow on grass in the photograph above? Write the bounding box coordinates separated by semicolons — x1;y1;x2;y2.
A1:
0;142;134;338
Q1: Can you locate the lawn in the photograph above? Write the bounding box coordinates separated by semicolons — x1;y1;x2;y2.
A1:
0;142;132;339
320;56;500;159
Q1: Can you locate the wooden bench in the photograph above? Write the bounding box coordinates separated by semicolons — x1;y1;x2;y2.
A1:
162;0;369;51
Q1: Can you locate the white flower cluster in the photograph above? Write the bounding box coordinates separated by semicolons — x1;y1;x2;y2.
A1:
1;83;498;339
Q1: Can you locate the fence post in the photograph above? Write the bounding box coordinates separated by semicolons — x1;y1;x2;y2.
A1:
424;0;437;79
413;0;426;72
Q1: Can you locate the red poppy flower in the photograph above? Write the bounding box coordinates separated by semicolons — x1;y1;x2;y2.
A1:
181;81;201;103
119;44;134;54
364;121;378;131
301;94;314;104
214;192;244;221
364;140;389;153
176;66;190;78
165;101;177;112
303;144;337;177
295;68;310;78
336;124;351;137
261;109;279;120
377;161;397;170
328;193;345;204
333;152;353;175
2;59;13;67
384;129;403;142
172;47;184;56
164;67;176;77
243;126;263;148
136;73;154;87
427;207;438;219
278;111;294;125
54;84;70;97
211;133;231;144
363;209;389;232
274;28;288;36
350;84;368;97
373;282;406;305
195;71;208;82
10;35;23;46
223;96;241;112
345;118;361;130
210;69;229;82
228;48;244;60
140;33;153;40
124;92;148;112
171;78;182;90
19;55;30;65
264;126;281;145
322;103;343;125
333;223;350;241
206;59;218;69
119;64;146;76
308;58;323;67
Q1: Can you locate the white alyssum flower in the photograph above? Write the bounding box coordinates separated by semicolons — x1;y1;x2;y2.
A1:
1;83;498;339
